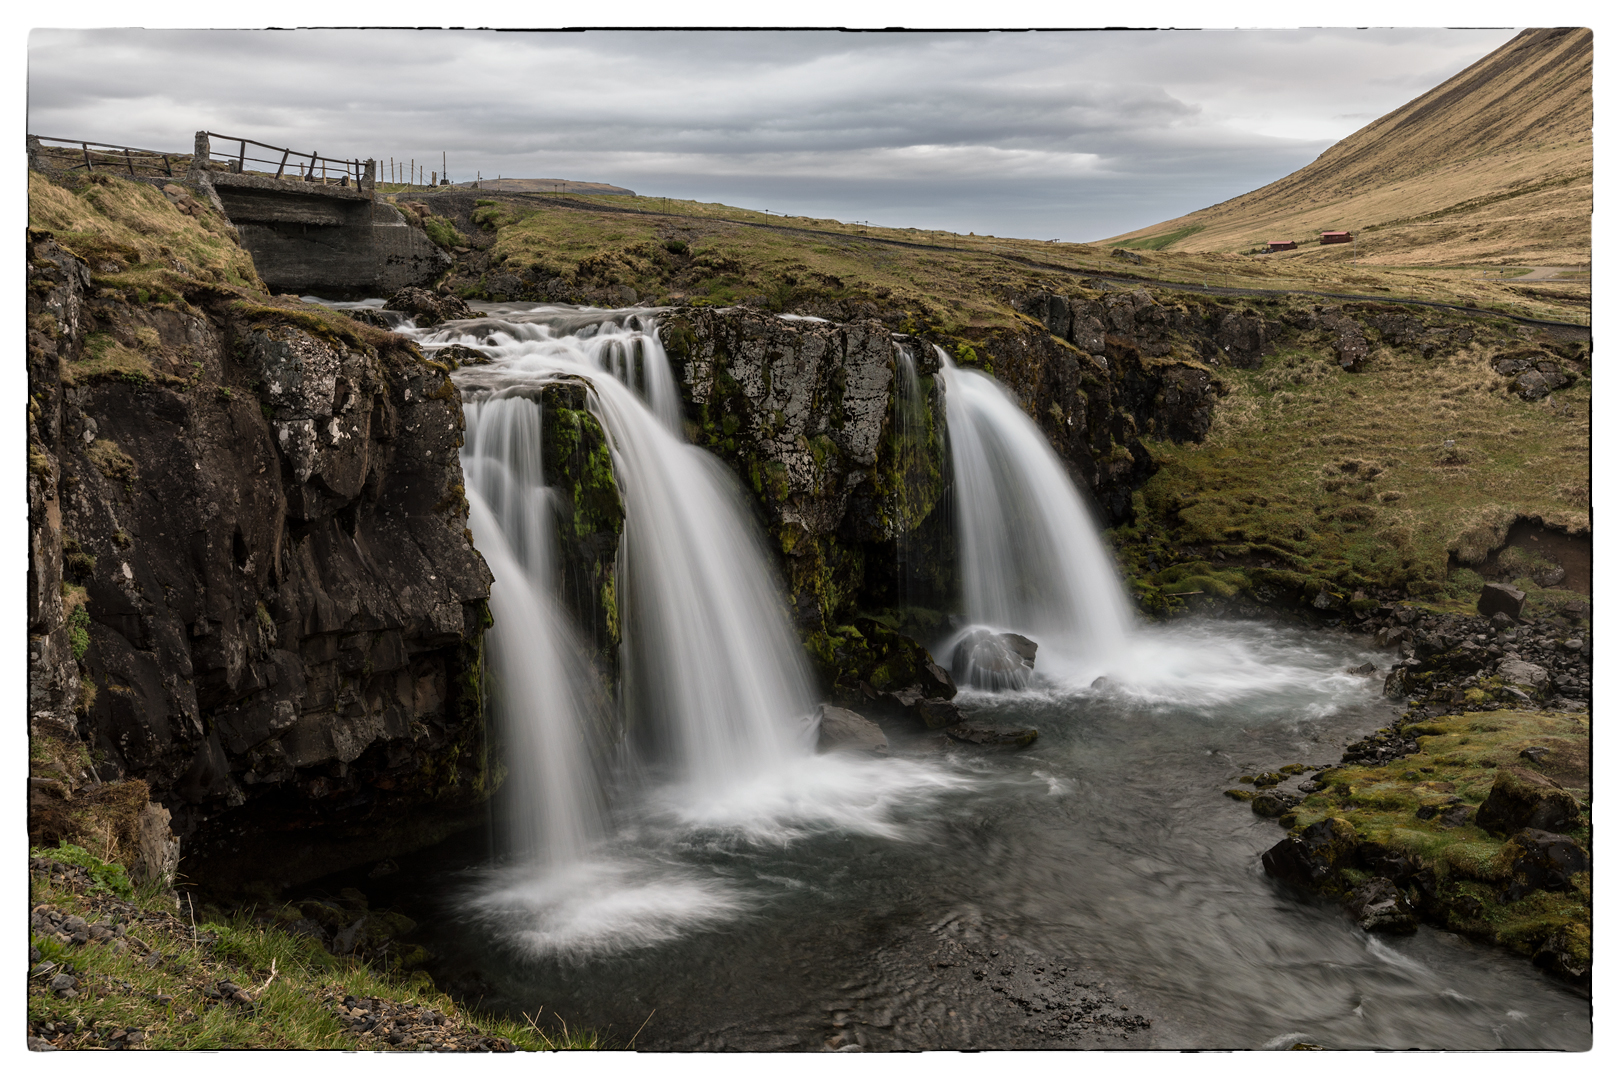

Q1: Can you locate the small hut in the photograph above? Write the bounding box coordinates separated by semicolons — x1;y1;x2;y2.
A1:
1320;231;1352;245
1266;240;1298;252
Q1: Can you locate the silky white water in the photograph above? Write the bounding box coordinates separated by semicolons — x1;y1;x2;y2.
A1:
403;307;969;955
936;347;1135;686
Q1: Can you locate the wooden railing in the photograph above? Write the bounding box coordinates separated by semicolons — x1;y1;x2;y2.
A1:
200;131;372;188
28;135;182;177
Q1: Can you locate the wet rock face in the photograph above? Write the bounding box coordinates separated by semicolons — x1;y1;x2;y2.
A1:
1345;877;1417;934
950;629;1038;691
26;237;494;892
816;705;888;755
666;307;924;542
385;287;474;328
1493;829;1589;901
663;308;949;641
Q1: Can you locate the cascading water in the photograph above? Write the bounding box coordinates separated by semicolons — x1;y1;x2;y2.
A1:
460;397;610;866
935;346;1135;687
392;305;963;956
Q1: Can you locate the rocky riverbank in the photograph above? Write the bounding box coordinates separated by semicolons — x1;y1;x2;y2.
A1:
1227;588;1592;984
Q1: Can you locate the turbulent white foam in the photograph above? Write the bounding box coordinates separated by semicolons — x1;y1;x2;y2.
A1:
431;306;685;432
638;752;975;847
463;858;749;960
1064;618;1385;718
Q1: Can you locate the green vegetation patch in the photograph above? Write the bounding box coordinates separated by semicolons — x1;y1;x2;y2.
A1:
28;171;260;293
28;855;608;1050
1113;224;1206;251
1122;333;1589;604
1280;709;1589;969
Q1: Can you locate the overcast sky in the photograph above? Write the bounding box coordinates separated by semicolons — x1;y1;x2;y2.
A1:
28;26;1520;241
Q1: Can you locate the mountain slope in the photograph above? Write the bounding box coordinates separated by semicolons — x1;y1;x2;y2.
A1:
1105;28;1592;267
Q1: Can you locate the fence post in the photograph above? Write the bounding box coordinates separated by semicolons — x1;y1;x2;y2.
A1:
82;142;93;172
162;154;172;177
275;149;290;179
237;140;246;173
124;148;136;176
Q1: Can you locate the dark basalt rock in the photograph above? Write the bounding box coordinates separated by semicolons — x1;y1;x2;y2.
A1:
1475;767;1582;836
385;286;474;327
26;236;494;893
1261;817;1358;890
1344;877;1417;934
1250;790;1300;818
1493;829;1590;901
1477;582;1526;620
945;724;1037;748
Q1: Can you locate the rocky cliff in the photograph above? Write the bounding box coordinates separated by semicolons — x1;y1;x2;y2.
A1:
658;295;1224;679
27;230;493;894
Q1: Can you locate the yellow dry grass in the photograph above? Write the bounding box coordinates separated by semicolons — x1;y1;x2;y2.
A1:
1106;28;1592;269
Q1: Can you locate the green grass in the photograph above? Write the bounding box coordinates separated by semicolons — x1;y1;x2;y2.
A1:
1112;224;1206;251
28;856;608;1051
1276;709;1589;962
1112;329;1589;605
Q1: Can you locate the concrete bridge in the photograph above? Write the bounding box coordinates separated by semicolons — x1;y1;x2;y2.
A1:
28;131;448;298
184;133;448;297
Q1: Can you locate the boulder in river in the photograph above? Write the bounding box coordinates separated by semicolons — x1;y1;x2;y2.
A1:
386;286;474;326
951;629;1038;691
1344;878;1417;934
944;724;1037;748
1261;817;1357;889
816;705;888;755
1475;767;1581;836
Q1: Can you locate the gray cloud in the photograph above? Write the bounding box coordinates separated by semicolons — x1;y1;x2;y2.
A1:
28;26;1518;239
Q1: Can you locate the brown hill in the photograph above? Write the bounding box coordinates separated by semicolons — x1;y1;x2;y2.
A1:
1104;28;1592;268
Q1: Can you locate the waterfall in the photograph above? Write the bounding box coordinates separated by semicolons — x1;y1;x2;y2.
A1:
425;308;817;830
461;395;610;866
361;304;970;956
936;346;1135;685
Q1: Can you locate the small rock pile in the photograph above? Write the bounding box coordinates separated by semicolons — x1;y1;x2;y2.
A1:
385;286;475;327
326;993;515;1052
1360;591;1590;715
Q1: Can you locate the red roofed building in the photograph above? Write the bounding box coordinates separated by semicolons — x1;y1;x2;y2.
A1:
1320;231;1353;245
1266;240;1297;252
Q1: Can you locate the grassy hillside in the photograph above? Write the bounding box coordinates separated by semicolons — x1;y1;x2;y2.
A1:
1105;28;1592;269
415;187;1590;331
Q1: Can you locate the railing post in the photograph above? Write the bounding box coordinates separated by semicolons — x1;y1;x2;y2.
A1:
362;158;375;197
191;131;211;179
162;154;172;177
124;148;136;176
237;140;246;173
82;142;93;172
275;148;290;179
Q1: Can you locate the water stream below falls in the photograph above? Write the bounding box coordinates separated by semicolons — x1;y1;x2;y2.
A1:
350;302;1587;1050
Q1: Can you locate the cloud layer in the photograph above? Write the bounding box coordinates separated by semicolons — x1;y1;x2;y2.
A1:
28;27;1518;240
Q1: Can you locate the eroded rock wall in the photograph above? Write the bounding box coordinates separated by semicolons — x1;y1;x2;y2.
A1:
27;235;493;893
